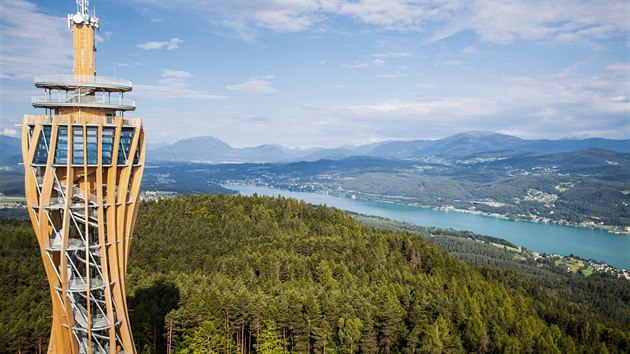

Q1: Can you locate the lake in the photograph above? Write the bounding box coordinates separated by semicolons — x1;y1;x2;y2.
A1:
231;184;630;269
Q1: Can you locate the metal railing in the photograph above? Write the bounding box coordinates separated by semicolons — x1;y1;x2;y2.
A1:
68;277;104;291
72;186;99;205
32;95;136;109
34;75;132;90
31;95;136;107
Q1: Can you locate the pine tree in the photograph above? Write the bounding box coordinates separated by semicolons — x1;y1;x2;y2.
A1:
256;320;284;354
338;317;363;353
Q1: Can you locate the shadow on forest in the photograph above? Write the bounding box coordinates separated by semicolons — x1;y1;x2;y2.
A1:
128;280;180;354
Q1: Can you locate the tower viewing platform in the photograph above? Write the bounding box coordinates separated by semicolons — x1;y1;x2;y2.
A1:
32;74;136;111
34;75;133;91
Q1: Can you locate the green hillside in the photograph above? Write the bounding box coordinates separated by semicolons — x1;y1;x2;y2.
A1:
1;194;629;353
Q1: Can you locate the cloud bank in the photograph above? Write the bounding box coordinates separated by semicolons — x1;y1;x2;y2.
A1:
226;76;278;94
137;38;183;50
134;0;628;44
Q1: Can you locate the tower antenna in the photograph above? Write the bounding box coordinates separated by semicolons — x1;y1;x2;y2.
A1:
68;0;99;29
78;0;89;16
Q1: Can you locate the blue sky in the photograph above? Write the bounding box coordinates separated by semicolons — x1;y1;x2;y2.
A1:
1;0;628;148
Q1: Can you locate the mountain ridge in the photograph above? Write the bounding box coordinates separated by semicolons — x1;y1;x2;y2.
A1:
2;132;628;165
0;136;22;166
145;131;630;163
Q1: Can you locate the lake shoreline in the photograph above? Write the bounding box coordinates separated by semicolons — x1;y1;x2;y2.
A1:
327;189;630;236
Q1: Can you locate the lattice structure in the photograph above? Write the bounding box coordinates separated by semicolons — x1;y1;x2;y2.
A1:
22;1;142;353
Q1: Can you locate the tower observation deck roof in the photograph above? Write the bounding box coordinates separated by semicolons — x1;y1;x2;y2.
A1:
35;75;132;92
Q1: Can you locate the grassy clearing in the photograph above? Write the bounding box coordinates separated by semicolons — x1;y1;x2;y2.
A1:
555;258;585;273
490;242;520;253
0;196;25;205
581;265;594;276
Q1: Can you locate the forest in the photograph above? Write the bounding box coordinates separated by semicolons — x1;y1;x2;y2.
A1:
1;193;629;353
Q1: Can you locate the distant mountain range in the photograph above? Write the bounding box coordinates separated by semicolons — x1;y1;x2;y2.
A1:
148;136;299;163
146;131;630;163
2;132;628;166
0;136;21;166
2;132;629;231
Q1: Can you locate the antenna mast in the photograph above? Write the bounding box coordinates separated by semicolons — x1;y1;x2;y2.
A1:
68;0;99;29
79;0;89;16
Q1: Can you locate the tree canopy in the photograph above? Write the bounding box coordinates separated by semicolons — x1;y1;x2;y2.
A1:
1;193;629;353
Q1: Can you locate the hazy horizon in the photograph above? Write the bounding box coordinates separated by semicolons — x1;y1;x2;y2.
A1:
1;0;628;148
144;130;630;150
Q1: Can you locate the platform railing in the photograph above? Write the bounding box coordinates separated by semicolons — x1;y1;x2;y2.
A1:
31;95;136;107
34;74;132;89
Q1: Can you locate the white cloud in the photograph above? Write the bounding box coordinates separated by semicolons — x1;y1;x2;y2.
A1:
336;0;452;31
439;60;463;66
95;31;113;44
502;64;629;136
205;0;323;39
497;63;629;116
333;62;629;140
461;46;476;54
251;7;319;32
0;0;72;79
130;0;452;40
371;52;412;59
131;0;628;44
134;84;227;100
2;128;19;137
371;58;386;66
345;96;500;117
135;69;226;100
137;38;183;50
161;69;193;79
341;62;370;69
226;76;278;94
341;57;386;69
342;52;409;72
467;1;629;44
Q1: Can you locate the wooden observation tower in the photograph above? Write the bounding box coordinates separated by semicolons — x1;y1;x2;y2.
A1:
21;0;143;352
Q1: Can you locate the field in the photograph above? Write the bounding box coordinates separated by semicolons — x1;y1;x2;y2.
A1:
490;241;520;253
0;196;25;206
